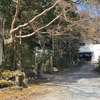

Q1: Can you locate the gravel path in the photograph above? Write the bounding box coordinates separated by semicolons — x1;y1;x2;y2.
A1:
28;62;100;100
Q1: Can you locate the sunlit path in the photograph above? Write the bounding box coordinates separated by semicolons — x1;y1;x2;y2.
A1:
29;62;100;100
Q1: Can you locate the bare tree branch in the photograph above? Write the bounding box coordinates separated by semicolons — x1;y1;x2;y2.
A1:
16;13;62;38
63;7;71;23
52;31;78;39
39;29;79;39
10;0;61;34
11;0;20;30
4;0;61;44
13;0;18;3
63;7;91;24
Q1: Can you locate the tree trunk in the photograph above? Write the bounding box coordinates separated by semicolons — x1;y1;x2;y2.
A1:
12;41;17;70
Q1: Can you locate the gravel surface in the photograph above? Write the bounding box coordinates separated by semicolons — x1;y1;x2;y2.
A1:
2;62;99;100
29;62;100;100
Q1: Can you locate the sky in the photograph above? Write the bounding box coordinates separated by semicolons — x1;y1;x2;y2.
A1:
73;0;100;16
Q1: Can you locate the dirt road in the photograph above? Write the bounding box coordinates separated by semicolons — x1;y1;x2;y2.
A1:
28;62;100;100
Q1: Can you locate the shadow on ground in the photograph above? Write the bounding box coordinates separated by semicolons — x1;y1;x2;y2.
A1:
43;62;100;86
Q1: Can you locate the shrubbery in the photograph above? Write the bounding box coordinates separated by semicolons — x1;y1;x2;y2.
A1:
0;70;28;88
36;51;51;73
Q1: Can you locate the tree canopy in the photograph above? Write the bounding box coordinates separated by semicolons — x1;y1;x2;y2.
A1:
0;0;99;70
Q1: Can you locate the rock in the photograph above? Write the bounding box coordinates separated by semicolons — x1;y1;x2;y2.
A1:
0;79;13;88
23;78;28;88
15;71;28;88
1;70;12;80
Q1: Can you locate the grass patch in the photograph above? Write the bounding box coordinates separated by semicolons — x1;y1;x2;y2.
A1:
0;84;42;100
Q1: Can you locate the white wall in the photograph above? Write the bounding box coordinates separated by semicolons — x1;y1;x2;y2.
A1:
79;43;100;63
91;44;100;63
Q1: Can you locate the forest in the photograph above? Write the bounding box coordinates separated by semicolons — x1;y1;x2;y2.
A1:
0;0;99;88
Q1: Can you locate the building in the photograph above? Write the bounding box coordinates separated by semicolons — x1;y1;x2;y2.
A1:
79;43;100;63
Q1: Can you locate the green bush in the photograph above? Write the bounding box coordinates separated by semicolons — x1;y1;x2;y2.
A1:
3;44;33;70
36;52;51;72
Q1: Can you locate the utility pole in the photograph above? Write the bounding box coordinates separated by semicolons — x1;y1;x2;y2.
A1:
18;29;22;70
19;30;22;44
51;34;54;73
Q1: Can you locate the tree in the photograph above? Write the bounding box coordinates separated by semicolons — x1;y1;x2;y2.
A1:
0;0;88;72
0;0;78;65
74;0;100;43
0;0;62;45
0;0;62;71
